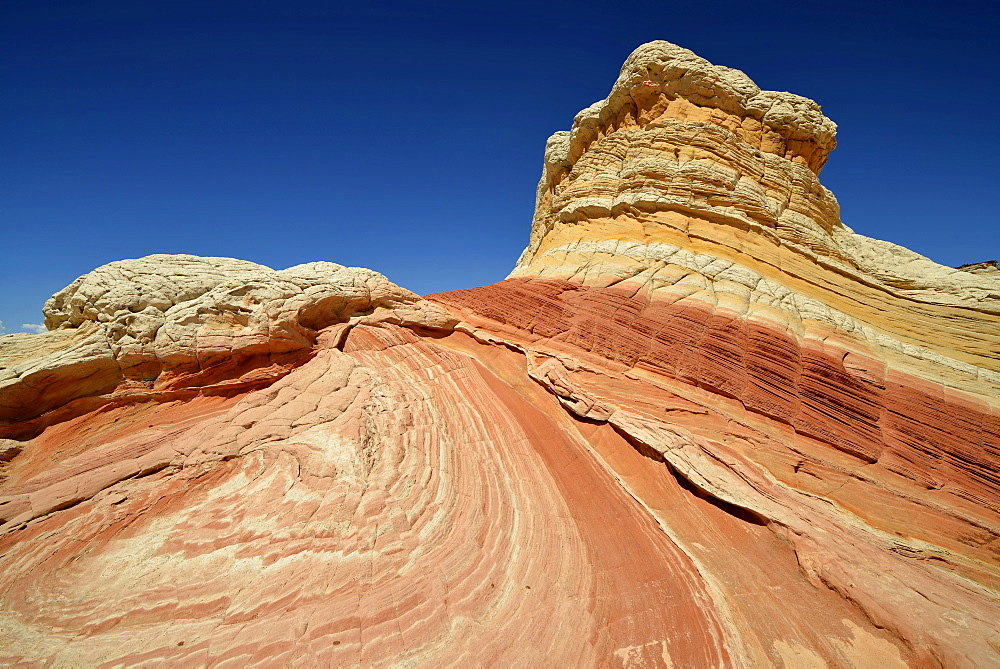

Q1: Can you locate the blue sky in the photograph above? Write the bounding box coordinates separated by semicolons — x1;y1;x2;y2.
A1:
2;0;998;334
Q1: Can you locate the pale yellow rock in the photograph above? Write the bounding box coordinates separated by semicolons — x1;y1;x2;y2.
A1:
512;40;1000;388
0;39;998;669
0;255;456;423
957;260;1000;278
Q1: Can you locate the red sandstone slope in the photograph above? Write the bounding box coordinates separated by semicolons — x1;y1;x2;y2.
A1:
1;41;999;667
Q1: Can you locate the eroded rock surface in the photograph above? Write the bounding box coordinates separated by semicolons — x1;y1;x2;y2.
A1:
0;255;454;436
1;41;997;667
957;260;1000;278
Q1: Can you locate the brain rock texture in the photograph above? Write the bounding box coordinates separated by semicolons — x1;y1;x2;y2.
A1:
1;41;998;668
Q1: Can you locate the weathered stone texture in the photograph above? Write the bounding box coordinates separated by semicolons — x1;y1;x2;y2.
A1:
1;41;997;668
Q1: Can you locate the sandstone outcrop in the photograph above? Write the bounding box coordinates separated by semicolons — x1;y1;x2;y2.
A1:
0;255;454;437
957;260;1000;278
1;41;998;667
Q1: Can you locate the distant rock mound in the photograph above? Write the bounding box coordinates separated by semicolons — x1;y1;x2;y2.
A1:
957;260;1000;277
1;41;998;667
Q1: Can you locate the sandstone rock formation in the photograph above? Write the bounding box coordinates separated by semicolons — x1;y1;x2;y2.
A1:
1;41;998;667
957;260;1000;278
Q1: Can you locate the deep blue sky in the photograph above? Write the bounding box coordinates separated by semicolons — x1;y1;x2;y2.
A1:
2;0;998;333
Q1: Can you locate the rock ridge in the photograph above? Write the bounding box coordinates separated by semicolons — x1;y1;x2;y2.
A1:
1;255;455;432
1;40;998;668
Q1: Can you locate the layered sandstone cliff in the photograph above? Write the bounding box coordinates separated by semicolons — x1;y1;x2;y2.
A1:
1;41;998;667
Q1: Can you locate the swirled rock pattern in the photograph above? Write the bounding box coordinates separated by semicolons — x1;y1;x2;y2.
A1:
1;41;998;667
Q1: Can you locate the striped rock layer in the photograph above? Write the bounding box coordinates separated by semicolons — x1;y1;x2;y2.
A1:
1;41;998;668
